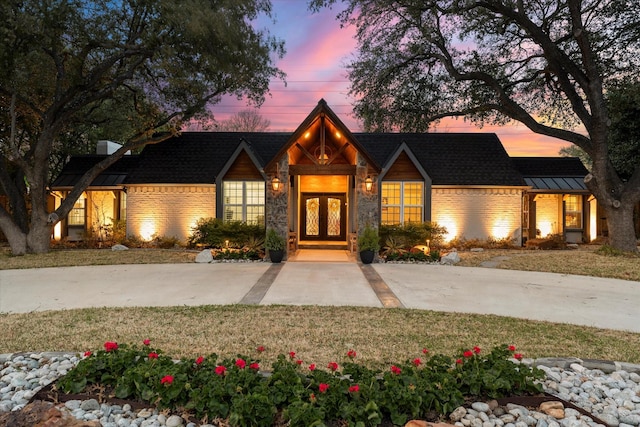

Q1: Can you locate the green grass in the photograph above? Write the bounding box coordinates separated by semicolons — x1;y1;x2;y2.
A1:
1;305;639;366
1;245;639;365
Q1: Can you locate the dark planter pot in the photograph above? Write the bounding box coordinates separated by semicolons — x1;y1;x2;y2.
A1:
359;249;375;264
269;249;284;263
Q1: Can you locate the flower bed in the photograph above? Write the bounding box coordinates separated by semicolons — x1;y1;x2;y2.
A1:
56;342;543;427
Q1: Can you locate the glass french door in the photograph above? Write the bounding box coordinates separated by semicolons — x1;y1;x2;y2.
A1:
301;193;346;241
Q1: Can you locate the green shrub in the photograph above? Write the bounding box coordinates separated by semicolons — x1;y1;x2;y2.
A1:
446;236;518;250
188;218;264;248
358;224;381;252
379;222;446;249
265;228;285;251
60;342;543;427
212;248;262;261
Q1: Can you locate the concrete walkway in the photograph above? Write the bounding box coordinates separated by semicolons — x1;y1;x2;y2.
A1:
1;250;639;333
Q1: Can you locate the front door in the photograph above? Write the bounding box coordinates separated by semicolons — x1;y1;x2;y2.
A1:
301;193;346;241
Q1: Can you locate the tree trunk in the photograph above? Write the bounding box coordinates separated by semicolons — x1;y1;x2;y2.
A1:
1;221;28;256
27;220;53;254
602;201;639;252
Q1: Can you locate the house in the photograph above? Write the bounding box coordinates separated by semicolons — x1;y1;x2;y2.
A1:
50;99;599;252
512;157;594;244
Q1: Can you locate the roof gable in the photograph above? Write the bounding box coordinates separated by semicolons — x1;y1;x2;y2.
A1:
379;142;431;184
265;99;381;172
358;133;525;186
125;132;285;184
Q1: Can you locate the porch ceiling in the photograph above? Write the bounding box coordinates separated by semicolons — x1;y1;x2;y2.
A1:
289;115;357;166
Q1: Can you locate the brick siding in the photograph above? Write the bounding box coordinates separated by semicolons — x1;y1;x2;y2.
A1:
126;185;216;243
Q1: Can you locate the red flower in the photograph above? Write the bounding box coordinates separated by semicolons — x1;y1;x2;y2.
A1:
250;363;260;370
319;383;329;393
143;339;151;346
508;345;516;352
296;359;304;365
196;356;205;365
235;359;246;369
309;363;316;371
349;384;360;393
514;353;524;361
412;358;422;367
289;351;296;359
83;351;92;358
104;341;118;352
473;346;481;354
456;358;463;365
160;375;173;385
327;362;339;371
347;349;357;359
463;350;474;358
148;352;159;359
422;348;429;355
215;365;227;376
310;393;316;403
256;346;265;353
391;365;402;375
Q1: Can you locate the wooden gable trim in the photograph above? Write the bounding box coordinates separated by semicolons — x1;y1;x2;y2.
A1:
215;140;266;220
223;150;263;180
384;151;423;180
264;99;381;173
216;140;267;183
379;142;431;185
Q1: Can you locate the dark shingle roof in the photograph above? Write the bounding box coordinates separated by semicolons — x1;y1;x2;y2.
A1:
56;133;592;190
357;133;526;186
511;157;589;191
125;132;287;184
511;157;589;177
51;155;140;188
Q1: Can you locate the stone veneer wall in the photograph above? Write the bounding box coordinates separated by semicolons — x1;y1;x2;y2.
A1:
265;156;289;260
126;185;216;243
431;187;522;242
355;153;379;234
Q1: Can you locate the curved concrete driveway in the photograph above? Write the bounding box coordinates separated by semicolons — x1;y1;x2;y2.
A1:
1;260;638;333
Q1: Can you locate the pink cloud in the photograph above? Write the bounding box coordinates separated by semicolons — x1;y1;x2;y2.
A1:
205;2;569;156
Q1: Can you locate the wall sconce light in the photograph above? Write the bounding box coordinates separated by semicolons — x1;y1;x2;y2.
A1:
271;176;282;192
365;176;373;192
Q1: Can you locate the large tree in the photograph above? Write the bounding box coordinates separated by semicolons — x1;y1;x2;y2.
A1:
560;81;640;177
216;109;271;131
311;0;640;251
0;0;285;255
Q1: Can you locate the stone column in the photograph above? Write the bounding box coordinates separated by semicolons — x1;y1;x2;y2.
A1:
265;155;289;260
355;153;379;234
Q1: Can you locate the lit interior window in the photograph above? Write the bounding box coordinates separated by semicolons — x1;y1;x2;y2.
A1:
381;182;423;225
68;198;86;226
565;195;582;229
223;181;265;225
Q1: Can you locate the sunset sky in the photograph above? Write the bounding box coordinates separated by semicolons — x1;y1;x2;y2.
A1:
209;0;570;157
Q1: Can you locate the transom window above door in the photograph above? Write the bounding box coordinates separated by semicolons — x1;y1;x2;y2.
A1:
381;182;424;225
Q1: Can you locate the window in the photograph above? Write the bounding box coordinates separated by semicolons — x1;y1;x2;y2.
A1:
68;198;86;226
564;195;582;229
381;182;423;225
223;181;265;225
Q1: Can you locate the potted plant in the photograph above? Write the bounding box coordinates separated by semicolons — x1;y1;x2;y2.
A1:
357;225;380;264
265;228;285;263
